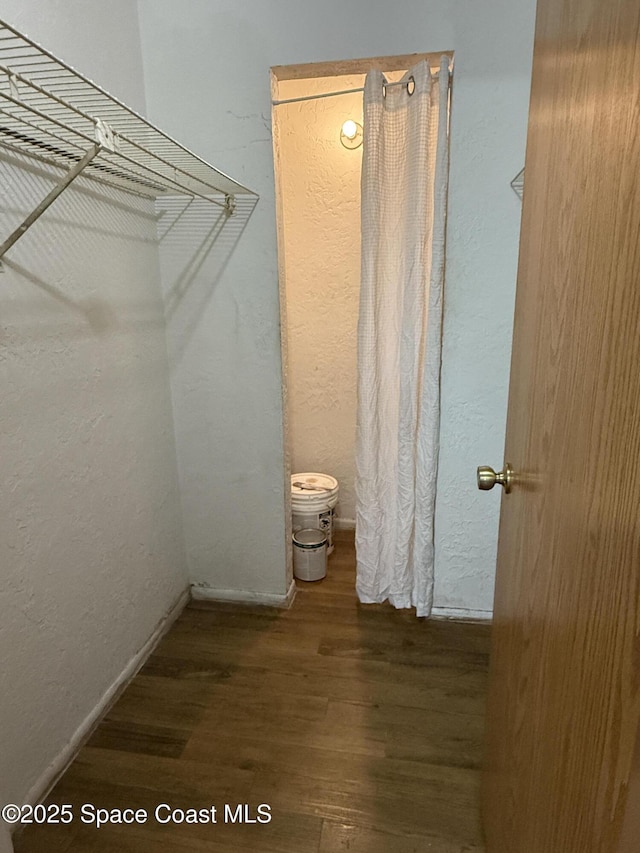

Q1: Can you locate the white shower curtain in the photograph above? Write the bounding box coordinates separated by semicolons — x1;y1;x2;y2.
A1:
355;57;450;617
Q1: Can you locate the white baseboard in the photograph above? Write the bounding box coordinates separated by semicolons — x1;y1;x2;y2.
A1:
431;606;493;621
191;579;296;609
334;517;355;530
20;586;191;817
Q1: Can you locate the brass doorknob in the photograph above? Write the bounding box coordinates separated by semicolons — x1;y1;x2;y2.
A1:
477;463;513;494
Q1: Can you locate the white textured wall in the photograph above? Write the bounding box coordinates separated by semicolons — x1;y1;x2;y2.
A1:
278;75;364;525
137;0;536;612
0;0;187;806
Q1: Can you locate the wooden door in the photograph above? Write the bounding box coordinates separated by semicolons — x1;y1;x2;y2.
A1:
482;0;640;851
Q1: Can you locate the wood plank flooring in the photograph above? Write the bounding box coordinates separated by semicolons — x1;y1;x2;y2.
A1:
14;531;489;852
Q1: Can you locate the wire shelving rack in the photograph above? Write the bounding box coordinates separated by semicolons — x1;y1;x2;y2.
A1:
0;17;258;258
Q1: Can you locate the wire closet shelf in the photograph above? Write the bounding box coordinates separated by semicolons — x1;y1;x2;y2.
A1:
0;18;258;258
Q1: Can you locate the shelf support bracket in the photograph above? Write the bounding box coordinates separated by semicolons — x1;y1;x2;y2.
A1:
0;142;101;261
224;194;236;216
511;167;524;201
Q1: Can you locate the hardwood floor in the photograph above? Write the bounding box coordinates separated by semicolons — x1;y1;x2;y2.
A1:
14;531;489;852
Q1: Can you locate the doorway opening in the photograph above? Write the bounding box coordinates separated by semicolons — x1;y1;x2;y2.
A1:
271;53;448;579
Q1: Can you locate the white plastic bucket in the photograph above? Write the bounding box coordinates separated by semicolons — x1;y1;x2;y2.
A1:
292;528;327;581
291;473;339;554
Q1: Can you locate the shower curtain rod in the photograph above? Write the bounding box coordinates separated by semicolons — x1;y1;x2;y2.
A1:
272;72;447;107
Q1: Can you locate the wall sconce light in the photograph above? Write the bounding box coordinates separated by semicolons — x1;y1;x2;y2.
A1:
340;119;363;149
